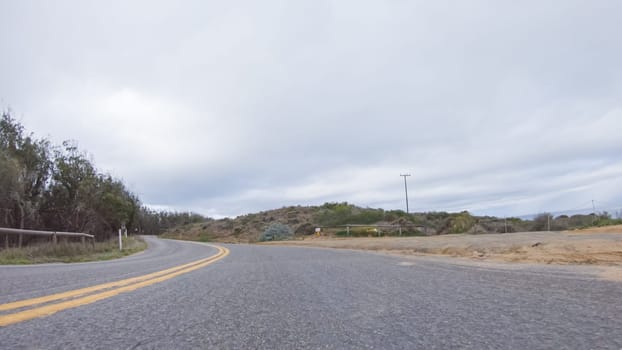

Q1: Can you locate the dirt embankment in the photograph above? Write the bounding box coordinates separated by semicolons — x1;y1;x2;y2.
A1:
266;225;622;266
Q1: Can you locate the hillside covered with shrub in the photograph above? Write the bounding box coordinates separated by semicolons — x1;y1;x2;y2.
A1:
162;202;621;243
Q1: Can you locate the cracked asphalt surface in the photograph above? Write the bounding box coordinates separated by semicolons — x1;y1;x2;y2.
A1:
1;236;621;349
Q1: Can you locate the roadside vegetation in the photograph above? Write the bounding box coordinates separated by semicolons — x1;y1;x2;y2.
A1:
259;223;294;241
5;108;615;249
0;110;206;262
163;202;622;243
0;236;147;264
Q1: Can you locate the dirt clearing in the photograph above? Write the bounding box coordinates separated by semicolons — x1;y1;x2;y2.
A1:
266;225;622;266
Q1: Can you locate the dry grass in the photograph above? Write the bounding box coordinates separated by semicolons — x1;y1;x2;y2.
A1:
0;236;147;264
265;228;622;266
568;224;622;234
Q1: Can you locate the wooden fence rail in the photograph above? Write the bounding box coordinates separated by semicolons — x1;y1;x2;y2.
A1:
315;224;429;236
0;227;95;249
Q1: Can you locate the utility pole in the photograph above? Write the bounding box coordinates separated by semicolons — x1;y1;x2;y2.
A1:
547;214;550;232
400;174;411;214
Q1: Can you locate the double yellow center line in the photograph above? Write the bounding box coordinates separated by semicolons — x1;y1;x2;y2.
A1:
0;244;229;327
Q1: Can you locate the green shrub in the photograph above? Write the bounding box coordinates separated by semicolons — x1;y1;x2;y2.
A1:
198;232;212;242
260;223;293;241
314;202;385;226
438;211;476;234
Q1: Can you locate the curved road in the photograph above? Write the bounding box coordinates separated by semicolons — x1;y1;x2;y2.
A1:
0;236;219;304
1;236;621;349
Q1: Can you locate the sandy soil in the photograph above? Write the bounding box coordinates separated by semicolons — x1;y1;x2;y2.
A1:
266;225;622;267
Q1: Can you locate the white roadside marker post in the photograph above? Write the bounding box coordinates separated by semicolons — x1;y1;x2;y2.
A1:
118;228;123;251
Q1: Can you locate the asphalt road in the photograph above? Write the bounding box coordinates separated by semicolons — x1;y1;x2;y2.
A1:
0;236;219;304
1;237;621;349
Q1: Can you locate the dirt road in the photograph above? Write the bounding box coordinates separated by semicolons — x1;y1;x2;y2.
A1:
266;225;622;266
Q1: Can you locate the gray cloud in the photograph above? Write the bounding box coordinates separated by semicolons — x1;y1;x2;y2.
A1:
1;0;621;218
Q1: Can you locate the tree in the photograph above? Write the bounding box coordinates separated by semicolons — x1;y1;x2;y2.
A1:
0;112;52;229
0;110;206;244
42;141;98;233
0;149;22;227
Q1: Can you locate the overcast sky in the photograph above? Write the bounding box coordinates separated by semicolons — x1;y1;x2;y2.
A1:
1;1;621;218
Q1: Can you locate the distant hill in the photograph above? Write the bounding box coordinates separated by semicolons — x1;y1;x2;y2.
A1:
159;202;619;243
162;205;318;243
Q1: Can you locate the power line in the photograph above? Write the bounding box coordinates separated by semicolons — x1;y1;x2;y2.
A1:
567;200;594;212
594;199;622;208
